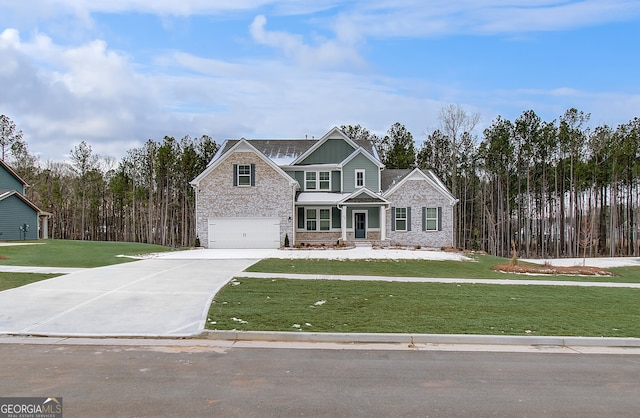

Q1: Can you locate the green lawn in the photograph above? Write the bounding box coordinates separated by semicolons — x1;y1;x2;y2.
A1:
0;240;172;268
208;278;640;337
246;255;640;283
0;272;59;291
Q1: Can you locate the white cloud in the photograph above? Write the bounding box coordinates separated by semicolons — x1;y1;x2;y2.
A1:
249;14;364;69
0;28;166;160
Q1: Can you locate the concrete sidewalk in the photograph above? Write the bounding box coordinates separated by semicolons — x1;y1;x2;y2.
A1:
0;258;257;337
0;265;85;274
238;271;640;288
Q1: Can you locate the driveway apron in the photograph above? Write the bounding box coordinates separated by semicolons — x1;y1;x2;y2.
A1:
0;258;258;337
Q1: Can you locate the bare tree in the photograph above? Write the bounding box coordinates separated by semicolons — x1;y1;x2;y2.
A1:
438;104;480;247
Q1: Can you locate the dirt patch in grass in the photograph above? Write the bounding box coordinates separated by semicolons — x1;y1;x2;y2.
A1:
0;255;9;260
492;263;613;276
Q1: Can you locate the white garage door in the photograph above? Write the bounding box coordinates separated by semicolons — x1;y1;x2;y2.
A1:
208;217;281;249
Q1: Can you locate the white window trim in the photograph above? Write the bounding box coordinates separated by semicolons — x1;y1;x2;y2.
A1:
355;169;365;188
395;207;408;231
305;172;317;190
303;207;332;231
237;164;251;187
425;207;438;231
305;171;331;191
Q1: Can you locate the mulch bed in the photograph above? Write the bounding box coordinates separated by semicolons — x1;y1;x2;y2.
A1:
492;263;613;276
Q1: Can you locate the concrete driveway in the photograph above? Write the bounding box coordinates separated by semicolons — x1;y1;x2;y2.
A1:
0;258;258;337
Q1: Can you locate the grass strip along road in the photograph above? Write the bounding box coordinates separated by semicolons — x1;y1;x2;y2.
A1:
208;277;640;337
209;256;640;337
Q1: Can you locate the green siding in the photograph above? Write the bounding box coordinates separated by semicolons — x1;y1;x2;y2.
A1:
285;170;304;188
0;196;38;240
300;138;355;165
346;207;380;228
0;165;24;193
342;154;380;193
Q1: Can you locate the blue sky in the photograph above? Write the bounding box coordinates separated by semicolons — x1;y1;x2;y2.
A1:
1;1;639;161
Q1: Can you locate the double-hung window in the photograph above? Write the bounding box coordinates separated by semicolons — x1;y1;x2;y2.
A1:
319;209;330;230
305;208;331;231
306;209;317;230
234;164;254;186
395;207;407;231
305;172;317;190
355;169;365;188
425;207;438;231
306;171;330;190
318;172;330;190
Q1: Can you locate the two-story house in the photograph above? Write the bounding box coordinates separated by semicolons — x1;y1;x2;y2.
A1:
0;159;49;240
190;127;457;249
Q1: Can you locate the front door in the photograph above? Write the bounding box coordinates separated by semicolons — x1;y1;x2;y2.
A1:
355;212;366;239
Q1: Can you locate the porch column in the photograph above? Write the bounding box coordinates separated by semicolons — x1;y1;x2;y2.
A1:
379;206;386;241
340;206;347;241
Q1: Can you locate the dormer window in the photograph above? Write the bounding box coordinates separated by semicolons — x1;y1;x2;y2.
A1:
355;169;365;188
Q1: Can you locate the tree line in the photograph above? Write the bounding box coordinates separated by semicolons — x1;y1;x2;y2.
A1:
357;106;639;258
1;116;218;247
2;109;639;258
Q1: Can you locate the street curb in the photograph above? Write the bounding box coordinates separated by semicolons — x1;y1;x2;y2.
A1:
200;330;640;348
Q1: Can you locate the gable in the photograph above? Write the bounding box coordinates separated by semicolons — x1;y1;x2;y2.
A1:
342;153;381;193
383;168;457;205
0;160;26;193
342;189;388;204
298;138;356;165
191;139;298;187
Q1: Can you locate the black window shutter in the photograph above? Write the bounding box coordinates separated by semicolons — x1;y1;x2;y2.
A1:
233;164;238;186
407;207;412;231
391;207;396;231
438;207;442;231
250;164;256;186
297;207;305;229
421;207;426;231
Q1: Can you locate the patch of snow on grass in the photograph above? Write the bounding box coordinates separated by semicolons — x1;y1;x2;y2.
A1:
314;300;326;306
231;317;248;324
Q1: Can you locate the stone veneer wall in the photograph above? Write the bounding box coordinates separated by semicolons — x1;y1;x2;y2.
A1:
386;178;454;248
195;151;296;247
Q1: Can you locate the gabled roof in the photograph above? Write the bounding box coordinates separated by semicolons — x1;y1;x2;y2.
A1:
191;139;299;187
338;147;385;169
380;169;413;192
0;159;28;187
382;168;457;205
0;190;42;213
291;127;360;165
339;187;389;206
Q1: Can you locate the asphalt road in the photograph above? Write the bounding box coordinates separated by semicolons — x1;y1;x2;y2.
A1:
1;342;639;417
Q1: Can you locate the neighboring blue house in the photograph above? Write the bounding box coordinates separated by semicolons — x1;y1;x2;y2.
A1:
0;159;49;240
191;127;457;249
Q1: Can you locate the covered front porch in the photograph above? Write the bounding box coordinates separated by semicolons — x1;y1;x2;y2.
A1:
294;189;390;246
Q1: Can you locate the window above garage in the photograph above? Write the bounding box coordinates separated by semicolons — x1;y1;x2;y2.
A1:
233;164;255;186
